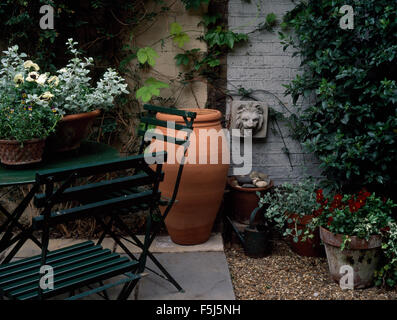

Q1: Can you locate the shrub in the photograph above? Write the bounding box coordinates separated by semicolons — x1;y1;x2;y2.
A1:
281;0;397;192
52;39;129;115
0;46;61;142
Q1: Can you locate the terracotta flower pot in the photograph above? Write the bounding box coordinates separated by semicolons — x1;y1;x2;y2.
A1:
0;139;46;165
152;108;229;245
227;176;273;225
287;214;324;257
320;226;382;289
49;109;101;152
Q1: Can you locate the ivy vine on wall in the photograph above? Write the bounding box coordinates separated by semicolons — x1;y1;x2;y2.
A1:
280;0;397;195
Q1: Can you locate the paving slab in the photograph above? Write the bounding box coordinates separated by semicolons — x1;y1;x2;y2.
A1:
137;252;235;300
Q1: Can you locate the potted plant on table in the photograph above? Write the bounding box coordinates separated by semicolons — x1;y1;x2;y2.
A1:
49;39;129;152
311;189;396;289
257;179;323;257
0;46;61;165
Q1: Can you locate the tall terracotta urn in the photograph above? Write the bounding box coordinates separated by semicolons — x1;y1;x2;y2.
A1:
153;109;229;245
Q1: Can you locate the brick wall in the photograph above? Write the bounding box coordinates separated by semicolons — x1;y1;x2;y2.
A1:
227;0;322;185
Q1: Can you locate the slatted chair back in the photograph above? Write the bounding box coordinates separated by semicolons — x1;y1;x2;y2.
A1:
137;104;196;220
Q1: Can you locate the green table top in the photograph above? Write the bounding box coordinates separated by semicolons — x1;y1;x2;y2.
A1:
0;141;122;187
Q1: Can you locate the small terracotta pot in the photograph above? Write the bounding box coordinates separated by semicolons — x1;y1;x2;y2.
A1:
0;139;46;165
287;214;324;257
320;227;382;289
152;108;229;245
227;176;273;225
49;109;101;152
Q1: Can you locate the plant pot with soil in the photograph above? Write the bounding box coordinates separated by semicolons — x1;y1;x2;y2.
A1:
312;189;396;289
227;172;273;225
257;178;323;257
48;39;129;152
0;47;61;165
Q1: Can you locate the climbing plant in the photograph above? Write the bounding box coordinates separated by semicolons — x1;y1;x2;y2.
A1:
280;0;397;195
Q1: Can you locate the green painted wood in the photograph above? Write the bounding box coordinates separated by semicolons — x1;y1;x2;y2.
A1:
35;151;166;184
0;246;110;283
143;104;197;119
2;253;125;291
0;241;138;300
34;172;162;208
0;241;94;272
137;129;188;145
15;260;137;300
65;273;140;300
140;116;190;131
32;190;161;228
0;142;121;187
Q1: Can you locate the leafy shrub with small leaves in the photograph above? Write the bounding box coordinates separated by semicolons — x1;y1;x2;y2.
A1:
281;0;397;192
257;179;319;242
375;222;397;288
52;39;129;115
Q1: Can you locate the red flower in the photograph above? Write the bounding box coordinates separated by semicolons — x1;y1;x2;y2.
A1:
348;197;359;213
327;216;333;226
330;194;343;211
316;189;324;204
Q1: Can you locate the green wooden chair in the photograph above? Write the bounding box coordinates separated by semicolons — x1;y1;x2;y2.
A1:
0;152;166;300
0;105;197;300
81;104;197;293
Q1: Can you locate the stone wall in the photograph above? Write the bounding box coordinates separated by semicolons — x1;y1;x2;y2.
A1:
227;0;322;184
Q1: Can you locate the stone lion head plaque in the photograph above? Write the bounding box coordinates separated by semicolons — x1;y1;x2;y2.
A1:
230;101;268;138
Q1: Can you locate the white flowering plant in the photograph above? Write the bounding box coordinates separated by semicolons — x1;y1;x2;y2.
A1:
52;39;129;115
0;46;61;142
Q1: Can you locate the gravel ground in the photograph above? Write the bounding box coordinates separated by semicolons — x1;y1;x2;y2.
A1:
224;239;397;300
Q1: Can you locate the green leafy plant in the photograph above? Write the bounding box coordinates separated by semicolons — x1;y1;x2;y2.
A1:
136;77;169;103
281;0;397;192
257;179;320;242
204;27;248;49
180;0;209;10
0;46;61;142
375;222;397;288
52;39;129;115
170;22;190;48
137;47;159;67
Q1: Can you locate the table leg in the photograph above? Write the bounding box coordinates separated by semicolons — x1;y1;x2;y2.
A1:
0;184;42;254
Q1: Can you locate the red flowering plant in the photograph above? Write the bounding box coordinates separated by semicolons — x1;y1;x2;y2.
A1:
308;189;396;248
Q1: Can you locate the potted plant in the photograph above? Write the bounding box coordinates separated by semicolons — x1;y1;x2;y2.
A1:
227;172;273;225
257;179;323;257
0;46;61;165
311;189;396;289
49;39;129;152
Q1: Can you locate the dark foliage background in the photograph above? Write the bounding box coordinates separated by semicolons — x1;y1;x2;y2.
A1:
281;0;397;197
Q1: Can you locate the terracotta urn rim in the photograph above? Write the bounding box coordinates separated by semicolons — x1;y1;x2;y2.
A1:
319;226;382;250
60;109;101;123
156;108;221;123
